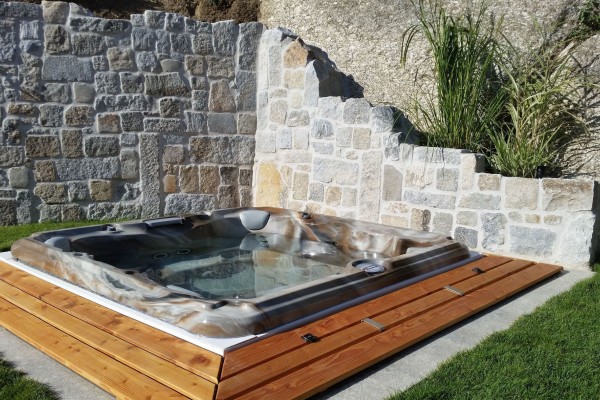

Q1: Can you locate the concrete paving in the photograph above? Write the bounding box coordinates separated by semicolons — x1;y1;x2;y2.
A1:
0;268;594;400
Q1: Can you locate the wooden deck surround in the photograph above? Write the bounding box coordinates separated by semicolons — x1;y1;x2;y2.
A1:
0;255;562;400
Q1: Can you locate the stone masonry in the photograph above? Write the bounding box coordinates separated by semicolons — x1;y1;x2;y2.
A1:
260;0;600;180
0;1;261;224
381;146;599;270
252;29;599;270
0;2;597;269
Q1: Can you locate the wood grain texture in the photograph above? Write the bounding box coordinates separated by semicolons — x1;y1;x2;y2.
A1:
0;256;562;400
0;279;215;400
216;257;540;398
224;263;561;400
221;255;513;378
0;261;222;383
0;298;188;400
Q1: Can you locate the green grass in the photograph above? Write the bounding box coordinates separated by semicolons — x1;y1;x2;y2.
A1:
388;271;600;400
0;356;59;400
0;220;122;252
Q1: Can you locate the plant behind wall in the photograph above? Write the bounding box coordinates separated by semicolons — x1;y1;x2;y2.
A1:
400;0;505;156
490;42;590;178
401;0;599;178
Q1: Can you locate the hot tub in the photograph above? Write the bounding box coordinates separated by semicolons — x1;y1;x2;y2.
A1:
11;207;471;339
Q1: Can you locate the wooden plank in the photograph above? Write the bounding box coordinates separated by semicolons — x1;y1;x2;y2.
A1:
0;297;188;400
233;263;561;400
221;255;513;378
365;259;534;328
217;258;535;398
0;260;221;383
0;254;562;400
0;279;216;400
221;258;531;393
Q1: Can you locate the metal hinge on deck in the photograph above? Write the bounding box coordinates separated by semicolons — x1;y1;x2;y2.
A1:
361;318;385;332
443;285;465;296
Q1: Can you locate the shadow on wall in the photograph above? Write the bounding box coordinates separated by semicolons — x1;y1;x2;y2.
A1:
392;109;421;145
285;33;365;99
559;60;600;178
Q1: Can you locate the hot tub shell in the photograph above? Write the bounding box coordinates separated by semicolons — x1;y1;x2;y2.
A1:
11;207;471;339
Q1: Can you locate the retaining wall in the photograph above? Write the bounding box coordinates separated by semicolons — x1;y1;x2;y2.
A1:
252;30;599;270
0;1;262;224
0;2;597;269
260;0;600;180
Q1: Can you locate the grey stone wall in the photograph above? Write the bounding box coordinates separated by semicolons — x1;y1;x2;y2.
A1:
382;145;599;270
252;28;599;270
0;1;262;224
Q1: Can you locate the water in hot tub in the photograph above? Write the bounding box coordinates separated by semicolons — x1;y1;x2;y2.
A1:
87;233;352;300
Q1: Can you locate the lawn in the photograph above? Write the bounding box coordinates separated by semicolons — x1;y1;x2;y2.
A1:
388;269;600;400
0;220;121;252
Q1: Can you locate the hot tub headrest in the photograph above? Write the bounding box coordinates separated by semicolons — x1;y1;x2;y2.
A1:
239;210;271;230
210;209;271;238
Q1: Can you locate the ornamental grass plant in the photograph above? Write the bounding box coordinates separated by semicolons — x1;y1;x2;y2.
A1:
401;0;599;178
490;43;590;177
400;0;506;155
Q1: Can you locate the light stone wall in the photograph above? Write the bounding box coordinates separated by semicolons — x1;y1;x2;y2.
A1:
0;1;262;224
253;28;600;270
259;0;600;180
382;145;599;270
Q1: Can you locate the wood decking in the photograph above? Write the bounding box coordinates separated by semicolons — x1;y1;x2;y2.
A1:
0;255;562;400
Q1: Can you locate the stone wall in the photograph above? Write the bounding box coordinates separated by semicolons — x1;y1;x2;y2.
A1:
259;0;600;180
0;1;262;224
382;145;599;270
0;2;598;269
252;29;599;270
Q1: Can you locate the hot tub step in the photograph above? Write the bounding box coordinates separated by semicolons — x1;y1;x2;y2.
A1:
0;298;191;400
0;279;216;399
0;261;222;384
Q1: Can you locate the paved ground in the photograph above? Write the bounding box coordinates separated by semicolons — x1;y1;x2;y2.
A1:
0;268;594;400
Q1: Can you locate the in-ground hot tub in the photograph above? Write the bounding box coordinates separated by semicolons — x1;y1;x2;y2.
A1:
11;207;471;340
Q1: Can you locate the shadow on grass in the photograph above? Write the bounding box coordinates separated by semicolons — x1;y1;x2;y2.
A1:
310;270;597;400
0;354;60;400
